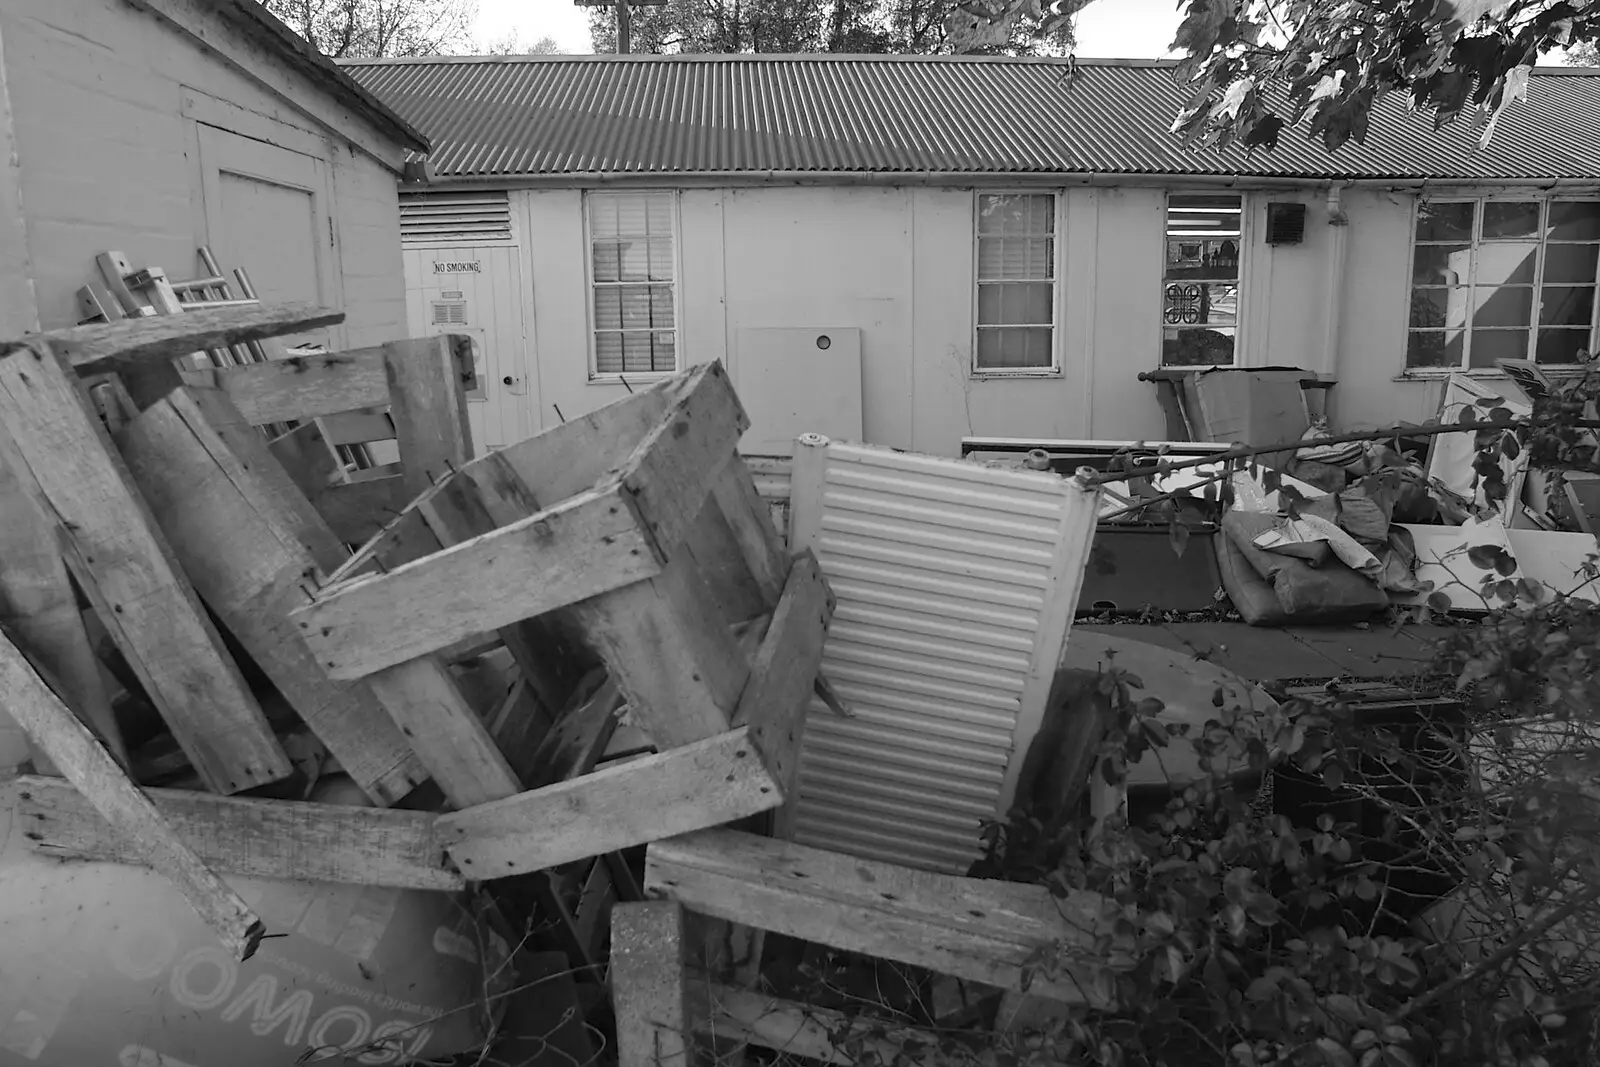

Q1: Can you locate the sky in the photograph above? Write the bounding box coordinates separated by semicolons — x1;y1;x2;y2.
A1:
473;0;1185;57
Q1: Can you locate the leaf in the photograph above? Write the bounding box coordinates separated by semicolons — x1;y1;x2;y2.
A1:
1322;761;1345;789
1315;1038;1358;1067
1501;434;1521;459
1169;519;1191;558
1136;696;1165;716
1466;544;1501;570
1426;591;1453;612
1487;405;1515;425
1493;549;1518;577
1457;406;1479;425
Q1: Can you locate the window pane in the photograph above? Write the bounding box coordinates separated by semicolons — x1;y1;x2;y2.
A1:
589;196;620;238
978;282;1053;325
1483;201;1541;239
646;195;673;235
622;332;660;374
647;238;673;282
1410;287;1469;330
1536;328;1590;364
652;331;677;370
594;287;621;329
1539;285;1595;327
1476;242;1537;286
1548;202;1600;242
1469;329;1530;367
652;287;675;328
592;240;621;283
1473;286;1533;328
619;287;653;330
977;236;1053;279
1416;202;1475;242
595;331;624;374
977;194;1053;236
1165;282;1237;326
1406;330;1463;369
1162;327;1236;367
976;326;1053;369
618;239;649;282
1413;244;1471;284
1543;243;1599;283
1165;239;1240;280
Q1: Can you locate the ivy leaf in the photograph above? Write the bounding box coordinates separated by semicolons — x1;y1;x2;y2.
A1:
1426;591;1453;612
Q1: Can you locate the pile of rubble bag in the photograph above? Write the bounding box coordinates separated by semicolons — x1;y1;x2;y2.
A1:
1104;369;1600;626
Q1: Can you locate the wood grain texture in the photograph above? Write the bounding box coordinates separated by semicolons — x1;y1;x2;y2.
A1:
297;485;661;680
320;410;395;446
15;774;460;890
312;475;407;546
710;456;790;608
0;631;264;960
0;429;125;771
707;984;946;1066
644;830;1107;1005
118;388;427;805
365;655;523;809
614;361;748;559
572;550;749;749
612;902;702;1067
31;300;344;373
384;335;473;499
516;672;624;787
181;347;390;425
734;551;834;804
0;342;288;793
266;420;342;499
438;726;782;879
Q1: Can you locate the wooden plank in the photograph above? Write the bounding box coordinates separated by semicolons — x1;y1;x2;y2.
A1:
320;410;395;446
516;672;624;787
645;830;1106;1005
27;300;344;374
117;387;428;806
612;902;701;1067
384;335;473;498
312;475;406;545
95;251;149;318
614;361;749;558
0;341;289;793
707;984;948;1067
267;420;342;499
296;485;661;680
682;491;770;625
0;629;264;960
733;551;834;804
180;347;390;425
0;429;125;771
438;726;782;879
15;774;461;890
710;456;790;608
571;551;749;749
365;655;523;809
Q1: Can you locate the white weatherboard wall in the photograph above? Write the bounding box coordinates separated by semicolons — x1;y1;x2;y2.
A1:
787;436;1100;873
501;183;1444;460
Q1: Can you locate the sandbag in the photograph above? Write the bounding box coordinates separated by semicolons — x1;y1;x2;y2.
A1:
1223;511;1390;623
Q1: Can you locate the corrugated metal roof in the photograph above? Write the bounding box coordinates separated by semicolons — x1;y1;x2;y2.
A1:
339;55;1600;181
787;437;1097;874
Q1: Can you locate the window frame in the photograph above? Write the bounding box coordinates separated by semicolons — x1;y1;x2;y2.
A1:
582;189;684;383
1160;190;1249;369
970;190;1063;378
1404;194;1600;375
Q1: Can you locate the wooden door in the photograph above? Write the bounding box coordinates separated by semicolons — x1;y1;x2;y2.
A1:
196;124;339;349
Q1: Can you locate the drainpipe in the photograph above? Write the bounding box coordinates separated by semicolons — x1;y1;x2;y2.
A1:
1319;182;1350;402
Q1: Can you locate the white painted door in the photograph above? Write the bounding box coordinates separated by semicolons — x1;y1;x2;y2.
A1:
196;124;339;349
402;245;535;451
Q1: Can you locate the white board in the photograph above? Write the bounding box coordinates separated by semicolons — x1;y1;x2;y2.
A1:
734;327;863;456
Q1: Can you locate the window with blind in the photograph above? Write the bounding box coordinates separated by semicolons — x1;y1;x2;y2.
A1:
1408;199;1600;370
586;191;678;378
1163;193;1243;366
974;193;1057;372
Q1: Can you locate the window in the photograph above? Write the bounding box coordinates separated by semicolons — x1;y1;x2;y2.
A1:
975;193;1056;371
1163;194;1242;366
586;191;677;377
1409;198;1600;369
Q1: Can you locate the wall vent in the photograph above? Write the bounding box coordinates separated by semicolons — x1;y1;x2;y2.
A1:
401;191;512;244
431;301;467;326
1266;202;1308;245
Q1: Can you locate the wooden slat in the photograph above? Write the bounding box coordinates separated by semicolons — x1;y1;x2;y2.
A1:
682;491;770;625
28;300;344;373
711;456;790;607
0;630;264;960
613;361;748;558
117;387;427;805
312;475;406;545
612;902;702;1067
365;655;523;809
384;335;473;499
516;672;624;787
734;551;834;804
0;341;289;793
180;347;390;425
572;551;750;749
438;726;782;879
296;485;661;680
16;774;461;890
266;419;342;499
0;429;125;771
645;830;1106;1005
320;410;395;446
707;984;948;1067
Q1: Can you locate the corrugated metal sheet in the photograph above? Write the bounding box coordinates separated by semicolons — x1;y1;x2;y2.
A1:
787;436;1098;873
340;55;1600;181
744;454;793;544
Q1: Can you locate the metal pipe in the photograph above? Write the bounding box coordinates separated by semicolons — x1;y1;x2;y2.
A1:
1319;181;1351;391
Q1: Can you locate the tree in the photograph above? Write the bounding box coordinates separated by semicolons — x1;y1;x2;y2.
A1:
261;0;477;58
587;0;1074;55
1568;38;1600;63
949;0;1600;153
479;32;566;55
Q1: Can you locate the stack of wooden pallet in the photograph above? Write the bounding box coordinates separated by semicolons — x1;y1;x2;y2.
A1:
0;300;831;974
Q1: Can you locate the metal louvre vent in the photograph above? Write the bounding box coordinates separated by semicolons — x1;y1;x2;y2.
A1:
431;301;467;325
401;191;511;244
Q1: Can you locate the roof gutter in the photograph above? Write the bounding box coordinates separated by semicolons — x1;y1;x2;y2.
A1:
410;170;1600;193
